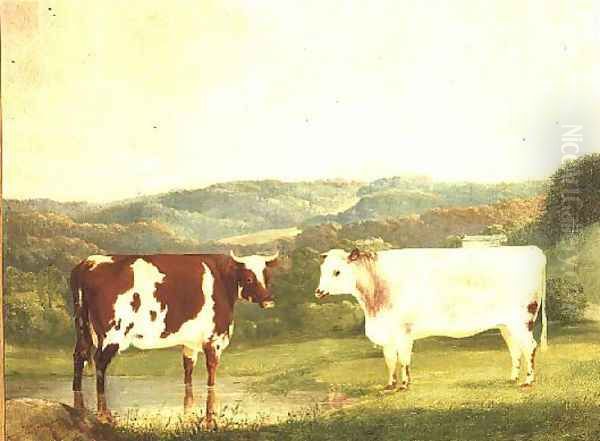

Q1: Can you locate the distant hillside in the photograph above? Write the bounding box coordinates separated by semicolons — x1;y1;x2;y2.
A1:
308;180;546;224
72;180;363;241
297;196;545;252
5;199;99;218
4;177;546;243
3;209;201;273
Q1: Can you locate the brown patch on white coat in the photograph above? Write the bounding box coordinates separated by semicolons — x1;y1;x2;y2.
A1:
349;249;392;317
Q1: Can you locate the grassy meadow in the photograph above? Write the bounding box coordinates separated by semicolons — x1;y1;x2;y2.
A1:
6;321;600;440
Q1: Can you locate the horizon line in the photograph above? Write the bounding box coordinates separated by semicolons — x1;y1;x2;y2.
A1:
3;174;550;205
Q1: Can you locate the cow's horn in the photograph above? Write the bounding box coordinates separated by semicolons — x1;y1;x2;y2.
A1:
265;250;279;262
230;250;244;263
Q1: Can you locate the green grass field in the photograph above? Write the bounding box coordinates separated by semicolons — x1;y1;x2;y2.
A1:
7;321;600;440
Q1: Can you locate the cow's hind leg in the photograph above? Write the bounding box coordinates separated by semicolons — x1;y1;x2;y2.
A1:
397;338;414;390
73;336;92;409
72;301;94;410
383;344;398;391
94;343;119;421
499;326;521;382
182;346;198;413
510;326;537;387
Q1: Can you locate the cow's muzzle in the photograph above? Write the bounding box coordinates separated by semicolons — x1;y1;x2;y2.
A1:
315;289;329;299
260;300;275;309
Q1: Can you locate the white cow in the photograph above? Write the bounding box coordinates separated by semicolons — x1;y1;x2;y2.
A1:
315;246;547;390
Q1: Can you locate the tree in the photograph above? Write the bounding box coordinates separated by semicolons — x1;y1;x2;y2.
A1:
542;154;600;243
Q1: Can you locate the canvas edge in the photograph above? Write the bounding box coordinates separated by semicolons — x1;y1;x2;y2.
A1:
1;21;6;439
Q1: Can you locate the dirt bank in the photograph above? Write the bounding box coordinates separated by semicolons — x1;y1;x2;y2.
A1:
6;398;121;441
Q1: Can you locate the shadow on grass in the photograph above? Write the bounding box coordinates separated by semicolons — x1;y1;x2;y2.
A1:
115;400;600;441
454;378;517;390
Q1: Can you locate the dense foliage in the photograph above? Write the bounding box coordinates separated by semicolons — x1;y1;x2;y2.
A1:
4;266;72;344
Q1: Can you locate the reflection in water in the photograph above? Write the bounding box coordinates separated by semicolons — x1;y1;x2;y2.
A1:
204;387;217;428
7;376;353;425
183;384;194;413
182;384;216;427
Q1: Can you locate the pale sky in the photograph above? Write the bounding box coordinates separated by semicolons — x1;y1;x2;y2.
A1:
2;0;599;202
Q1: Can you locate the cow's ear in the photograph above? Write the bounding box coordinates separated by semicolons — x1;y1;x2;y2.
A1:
348;248;361;262
319;253;328;262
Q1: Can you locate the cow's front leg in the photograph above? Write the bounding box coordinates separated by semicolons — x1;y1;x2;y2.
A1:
382;344;398;391
202;386;218;430
202;343;220;426
182;346;198;413
203;343;220;388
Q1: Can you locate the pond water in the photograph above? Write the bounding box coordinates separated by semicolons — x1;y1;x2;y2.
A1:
6;375;353;425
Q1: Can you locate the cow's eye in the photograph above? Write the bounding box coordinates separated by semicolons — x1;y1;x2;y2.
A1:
246;277;253;284
333;270;341;277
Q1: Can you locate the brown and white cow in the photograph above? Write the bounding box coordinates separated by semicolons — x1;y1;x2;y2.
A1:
315;246;547;391
70;251;278;420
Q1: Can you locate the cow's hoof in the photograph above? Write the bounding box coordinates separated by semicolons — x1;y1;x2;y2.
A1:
73;392;85;410
383;383;397;393
201;417;218;431
520;382;534;388
397;383;409;391
97;411;115;424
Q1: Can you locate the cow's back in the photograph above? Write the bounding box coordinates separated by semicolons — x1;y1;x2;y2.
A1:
379;246;544;297
374;246;546;338
72;254;233;348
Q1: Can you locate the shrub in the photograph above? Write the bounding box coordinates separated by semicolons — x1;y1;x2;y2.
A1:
234;320;258;340
575;222;600;303
4;291;45;343
4;291;73;345
444;235;462;248
296;300;363;335
255;318;283;339
546;278;587;323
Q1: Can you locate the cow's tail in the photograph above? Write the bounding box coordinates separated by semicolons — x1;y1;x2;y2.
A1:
70;267;94;365
540;261;548;352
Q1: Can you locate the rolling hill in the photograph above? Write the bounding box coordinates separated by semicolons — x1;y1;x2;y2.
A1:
307;179;546;225
4;176;546;245
71;180;363;241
